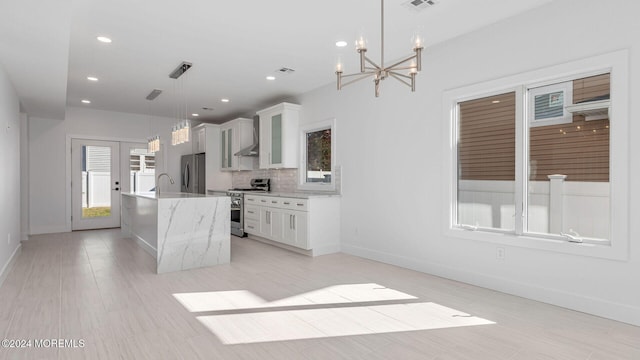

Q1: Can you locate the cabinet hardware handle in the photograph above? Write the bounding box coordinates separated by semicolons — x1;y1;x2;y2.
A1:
272;200;277;203
248;211;254;214
261;200;267;203
283;202;290;205
247;199;254;201
297;203;304;206
289;214;293;229
292;215;296;230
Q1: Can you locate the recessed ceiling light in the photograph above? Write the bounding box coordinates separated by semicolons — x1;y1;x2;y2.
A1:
336;40;348;47
81;99;91;104
266;76;276;81
87;76;99;82
96;36;112;43
221;98;230;103
192;113;199;117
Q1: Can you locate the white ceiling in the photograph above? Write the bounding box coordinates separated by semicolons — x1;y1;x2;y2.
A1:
0;0;554;123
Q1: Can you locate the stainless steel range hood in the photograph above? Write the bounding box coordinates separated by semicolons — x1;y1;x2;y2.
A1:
234;142;259;157
234;116;260;157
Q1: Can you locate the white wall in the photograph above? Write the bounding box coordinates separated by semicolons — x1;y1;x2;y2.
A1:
295;0;640;325
28;107;195;234
0;63;22;283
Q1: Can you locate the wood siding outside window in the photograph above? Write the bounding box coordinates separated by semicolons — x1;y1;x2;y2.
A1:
458;92;516;181
458;74;610;182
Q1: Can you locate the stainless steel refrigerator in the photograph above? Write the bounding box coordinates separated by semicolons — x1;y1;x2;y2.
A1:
181;153;206;194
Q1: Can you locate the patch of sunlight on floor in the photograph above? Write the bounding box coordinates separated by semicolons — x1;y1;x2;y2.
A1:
173;283;495;345
173;283;418;312
196;302;495;344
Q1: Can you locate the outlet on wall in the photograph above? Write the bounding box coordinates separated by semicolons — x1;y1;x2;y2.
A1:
496;247;505;260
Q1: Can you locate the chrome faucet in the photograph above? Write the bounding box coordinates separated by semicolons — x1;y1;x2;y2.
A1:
156;173;175;195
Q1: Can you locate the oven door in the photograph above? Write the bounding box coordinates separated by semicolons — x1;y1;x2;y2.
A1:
230;196;245;237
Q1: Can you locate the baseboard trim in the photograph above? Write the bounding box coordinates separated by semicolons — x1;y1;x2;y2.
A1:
29;225;69;235
0;244;22;288
341;243;640;327
132;234;157;259
246;235;313;256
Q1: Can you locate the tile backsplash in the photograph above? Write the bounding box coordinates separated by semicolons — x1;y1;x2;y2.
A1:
232;166;341;194
232;169;298;193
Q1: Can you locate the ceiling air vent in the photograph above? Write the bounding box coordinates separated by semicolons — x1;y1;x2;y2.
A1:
277;67;295;75
145;89;162;101
403;0;439;12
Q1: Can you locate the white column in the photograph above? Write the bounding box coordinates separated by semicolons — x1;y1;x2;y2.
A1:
547;174;567;234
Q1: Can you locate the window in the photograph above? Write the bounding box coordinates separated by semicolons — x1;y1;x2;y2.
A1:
299;119;336;191
457;92;516;232
443;51;629;260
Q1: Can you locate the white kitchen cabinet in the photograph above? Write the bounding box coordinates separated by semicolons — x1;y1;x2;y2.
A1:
243;194;338;255
220;118;254;171
257;103;301;169
282;209;308;249
194;126;206;153
192;124;232;191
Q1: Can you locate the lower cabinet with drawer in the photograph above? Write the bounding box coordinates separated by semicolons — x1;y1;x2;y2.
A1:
243;194;339;256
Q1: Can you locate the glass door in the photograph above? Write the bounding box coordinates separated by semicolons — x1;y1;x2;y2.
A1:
121;142;155;193
71;139;121;230
271;113;282;166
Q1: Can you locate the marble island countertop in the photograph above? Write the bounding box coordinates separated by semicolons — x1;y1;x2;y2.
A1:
121;192;230;273
124;191;226;200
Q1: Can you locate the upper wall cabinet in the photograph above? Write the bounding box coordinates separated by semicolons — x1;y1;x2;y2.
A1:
192;123;232;190
193;125;207;154
221;118;254;171
257;102;301;169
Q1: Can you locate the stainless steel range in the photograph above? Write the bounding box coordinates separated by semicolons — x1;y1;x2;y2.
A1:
227;178;270;237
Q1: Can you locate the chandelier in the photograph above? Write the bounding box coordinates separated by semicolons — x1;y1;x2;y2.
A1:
147;135;159;153
336;0;423;97
171;120;190;145
170;61;192;146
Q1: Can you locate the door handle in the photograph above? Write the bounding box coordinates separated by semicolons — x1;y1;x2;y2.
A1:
184;163;190;190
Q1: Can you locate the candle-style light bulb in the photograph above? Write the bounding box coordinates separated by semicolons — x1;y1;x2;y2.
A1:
355;36;367;51
335;53;344;73
412;34;424;50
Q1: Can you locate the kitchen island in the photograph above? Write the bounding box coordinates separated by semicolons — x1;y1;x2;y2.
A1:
121;192;230;273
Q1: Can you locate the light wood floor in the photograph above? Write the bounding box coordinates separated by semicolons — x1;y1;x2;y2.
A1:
0;229;638;359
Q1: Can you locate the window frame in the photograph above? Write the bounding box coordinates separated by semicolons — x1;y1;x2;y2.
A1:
298;118;336;191
442;50;629;261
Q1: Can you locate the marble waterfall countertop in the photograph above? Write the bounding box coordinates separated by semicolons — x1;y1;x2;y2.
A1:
121;192;230;273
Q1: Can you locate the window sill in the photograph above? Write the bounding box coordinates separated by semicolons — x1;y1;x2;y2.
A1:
297;183;336;192
444;227;627;261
